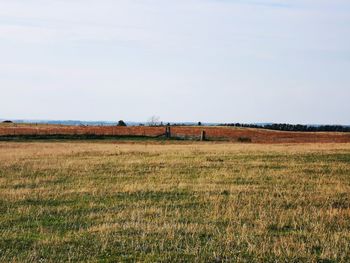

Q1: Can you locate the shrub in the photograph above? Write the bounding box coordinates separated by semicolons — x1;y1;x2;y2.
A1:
117;120;127;126
237;137;252;143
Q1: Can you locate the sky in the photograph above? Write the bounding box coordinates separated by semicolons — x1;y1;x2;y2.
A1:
0;0;349;124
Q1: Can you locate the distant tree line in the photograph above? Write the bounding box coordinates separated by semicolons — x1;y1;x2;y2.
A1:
219;123;350;132
115;119;349;132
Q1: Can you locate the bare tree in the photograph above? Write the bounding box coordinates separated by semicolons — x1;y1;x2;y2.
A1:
148;116;160;126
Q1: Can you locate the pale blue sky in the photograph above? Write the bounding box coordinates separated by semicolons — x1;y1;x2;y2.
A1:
0;0;349;124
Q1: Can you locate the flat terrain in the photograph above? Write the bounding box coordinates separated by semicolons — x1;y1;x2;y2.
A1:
1;123;350;143
1;142;350;262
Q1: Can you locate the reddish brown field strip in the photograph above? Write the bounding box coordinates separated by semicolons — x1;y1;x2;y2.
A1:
1;125;350;143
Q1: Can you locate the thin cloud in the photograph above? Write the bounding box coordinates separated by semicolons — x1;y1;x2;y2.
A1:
0;0;349;124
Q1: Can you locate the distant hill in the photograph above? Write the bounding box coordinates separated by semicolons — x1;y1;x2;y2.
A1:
0;119;214;127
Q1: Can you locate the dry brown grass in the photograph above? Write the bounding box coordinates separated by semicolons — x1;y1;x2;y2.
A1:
0;142;350;262
1;123;350;143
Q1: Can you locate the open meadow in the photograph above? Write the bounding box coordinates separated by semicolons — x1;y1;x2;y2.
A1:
0;141;350;262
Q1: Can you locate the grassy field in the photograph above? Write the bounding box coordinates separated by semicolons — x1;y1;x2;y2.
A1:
0;142;350;262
